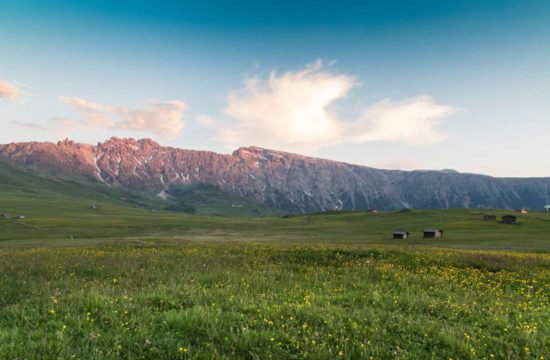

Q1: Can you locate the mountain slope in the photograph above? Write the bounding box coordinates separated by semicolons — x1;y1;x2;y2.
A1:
1;137;549;213
0;156;276;217
0;156;169;215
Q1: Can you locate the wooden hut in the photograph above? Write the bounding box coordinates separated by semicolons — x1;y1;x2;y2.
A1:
423;229;444;238
392;231;410;240
482;214;497;221
502;215;518;224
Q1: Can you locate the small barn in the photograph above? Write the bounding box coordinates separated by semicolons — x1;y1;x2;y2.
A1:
1;213;12;219
392;231;410;240
545;205;550;212
482;214;497;221
15;215;25;219
518;208;529;214
502;215;518;224
423;229;444;238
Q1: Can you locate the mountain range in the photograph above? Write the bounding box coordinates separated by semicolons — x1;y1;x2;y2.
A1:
1;137;549;214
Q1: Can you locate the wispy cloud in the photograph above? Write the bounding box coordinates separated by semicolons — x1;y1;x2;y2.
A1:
51;116;82;128
210;61;459;152
0;80;19;101
59;97;188;137
11;120;49;130
348;96;457;145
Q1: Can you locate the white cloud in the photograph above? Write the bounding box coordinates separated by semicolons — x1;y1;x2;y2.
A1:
220;61;353;149
11;120;48;130
59;97;187;137
213;61;459;151
51;116;82;128
0;80;19;101
60;97;103;111
349;96;457;144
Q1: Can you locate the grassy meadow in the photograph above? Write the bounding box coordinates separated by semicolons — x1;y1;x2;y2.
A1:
1;168;549;359
0;241;548;359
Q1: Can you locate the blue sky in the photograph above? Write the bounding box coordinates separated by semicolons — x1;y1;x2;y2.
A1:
0;0;549;176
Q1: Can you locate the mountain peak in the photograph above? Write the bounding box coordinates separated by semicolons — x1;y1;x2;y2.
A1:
1;138;548;213
97;137;161;152
232;146;306;160
232;146;270;158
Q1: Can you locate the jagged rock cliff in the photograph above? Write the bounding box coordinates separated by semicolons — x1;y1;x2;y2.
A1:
1;137;549;212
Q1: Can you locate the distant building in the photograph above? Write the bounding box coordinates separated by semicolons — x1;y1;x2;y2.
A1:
482;214;497;221
1;213;12;219
15;215;25;219
517;208;529;214
545;205;550;212
392;231;410;240
502;215;518;224
367;209;379;213
423;229;444;238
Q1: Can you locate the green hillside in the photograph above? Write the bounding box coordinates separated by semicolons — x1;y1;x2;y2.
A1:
0;158;277;222
2;179;550;250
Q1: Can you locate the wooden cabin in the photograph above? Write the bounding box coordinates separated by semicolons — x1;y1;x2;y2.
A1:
517;208;529;214
482;214;497;221
502;215;518;224
392;231;410;240
423;229;444;238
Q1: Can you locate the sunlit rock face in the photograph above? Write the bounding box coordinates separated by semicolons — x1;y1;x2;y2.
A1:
1;137;549;213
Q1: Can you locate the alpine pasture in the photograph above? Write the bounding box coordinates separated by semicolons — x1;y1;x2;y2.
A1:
0;186;549;359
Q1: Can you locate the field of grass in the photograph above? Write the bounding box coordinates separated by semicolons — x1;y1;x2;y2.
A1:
0;241;548;359
2;205;550;251
1;160;549;358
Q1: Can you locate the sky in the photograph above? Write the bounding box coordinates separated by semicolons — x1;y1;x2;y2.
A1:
0;0;549;177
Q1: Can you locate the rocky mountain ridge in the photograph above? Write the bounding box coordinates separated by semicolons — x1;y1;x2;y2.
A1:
1;137;549;213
